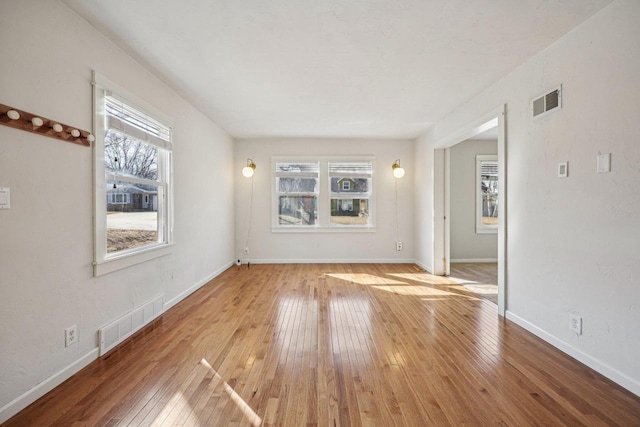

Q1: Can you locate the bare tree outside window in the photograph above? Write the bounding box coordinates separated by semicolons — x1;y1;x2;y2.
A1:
104;129;158;181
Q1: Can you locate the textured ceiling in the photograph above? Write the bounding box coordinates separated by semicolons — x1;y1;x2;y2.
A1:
62;0;612;139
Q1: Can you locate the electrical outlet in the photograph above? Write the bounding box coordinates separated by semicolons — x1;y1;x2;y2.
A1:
65;325;77;347
569;314;582;335
243;247;250;255
396;241;403;251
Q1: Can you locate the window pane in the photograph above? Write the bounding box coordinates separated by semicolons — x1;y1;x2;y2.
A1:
330;198;369;225
330;177;369;193
480;161;498;226
275;162;319;174
104;129;158;181
278;177;318;193
106;179;159;253
278;196;317;225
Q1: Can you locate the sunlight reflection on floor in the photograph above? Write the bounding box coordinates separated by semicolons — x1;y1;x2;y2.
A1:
326;273;407;285
199;358;262;427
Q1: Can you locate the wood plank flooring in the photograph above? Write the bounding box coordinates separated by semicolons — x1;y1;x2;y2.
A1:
5;263;640;426
449;263;498;304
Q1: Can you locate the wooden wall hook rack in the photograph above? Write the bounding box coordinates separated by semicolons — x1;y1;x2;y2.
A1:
0;103;92;147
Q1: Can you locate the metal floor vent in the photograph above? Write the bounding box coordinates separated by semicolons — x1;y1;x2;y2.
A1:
532;85;562;118
98;295;164;356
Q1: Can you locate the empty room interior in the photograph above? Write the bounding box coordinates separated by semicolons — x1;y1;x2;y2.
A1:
1;0;639;425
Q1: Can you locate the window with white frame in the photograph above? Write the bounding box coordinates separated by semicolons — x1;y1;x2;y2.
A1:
274;162;319;226
92;72;173;275
272;157;375;231
329;162;372;226
476;155;498;233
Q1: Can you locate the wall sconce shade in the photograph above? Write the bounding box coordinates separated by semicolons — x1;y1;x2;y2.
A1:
242;158;256;177
392;159;405;178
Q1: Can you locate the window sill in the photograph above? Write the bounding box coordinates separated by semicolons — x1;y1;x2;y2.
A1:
272;226;376;234
94;243;174;276
476;228;498;234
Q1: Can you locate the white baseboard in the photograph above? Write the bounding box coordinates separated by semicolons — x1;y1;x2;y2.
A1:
241;258;415;264
413;259;433;273
450;258;498;263
0;262;234;424
0;348;100;424
506;310;640;398
164;261;233;311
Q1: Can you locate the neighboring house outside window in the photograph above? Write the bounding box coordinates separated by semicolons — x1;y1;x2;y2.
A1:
92;71;173;276
272;157;375;231
476;155;498;234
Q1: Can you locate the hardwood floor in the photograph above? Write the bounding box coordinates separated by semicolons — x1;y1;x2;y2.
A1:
449;263;498;304
5;264;640;426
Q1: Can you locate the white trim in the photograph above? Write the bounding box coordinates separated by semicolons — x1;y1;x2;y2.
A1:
93;70;174;276
476;154;498;234
0;262;233;423
450;258;498;263
92;71;174;128
414;259;433;273
433;105;507;316
272;156;377;230
506;311;640;398
271;226;376;233
242;258;415;264
0;348;100;424
164;261;234;311
94;243;173;276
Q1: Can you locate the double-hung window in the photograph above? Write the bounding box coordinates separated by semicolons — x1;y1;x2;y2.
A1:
476;155;498;233
329;162;372;227
274;162;319;226
272;157;375;231
92;72;173;276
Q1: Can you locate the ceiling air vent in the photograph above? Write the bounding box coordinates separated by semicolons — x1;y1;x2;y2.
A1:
532;85;562;119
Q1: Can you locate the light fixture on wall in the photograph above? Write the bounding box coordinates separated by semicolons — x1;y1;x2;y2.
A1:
7;109;20;120
392;159;405;178
242;158;256;178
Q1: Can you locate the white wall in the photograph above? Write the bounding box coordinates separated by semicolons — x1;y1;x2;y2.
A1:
235;138;414;262
414;0;640;395
450;139;498;261
0;0;234;419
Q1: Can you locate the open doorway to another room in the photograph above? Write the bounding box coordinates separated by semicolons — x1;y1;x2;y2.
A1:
447;130;498;304
433;105;506;316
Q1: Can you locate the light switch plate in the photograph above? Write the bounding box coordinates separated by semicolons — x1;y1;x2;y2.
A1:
558;162;568;178
0;187;9;209
597;153;611;173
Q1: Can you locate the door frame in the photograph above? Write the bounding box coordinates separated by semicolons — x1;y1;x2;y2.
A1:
433;105;507;316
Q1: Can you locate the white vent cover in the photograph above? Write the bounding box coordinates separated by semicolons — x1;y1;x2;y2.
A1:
98;295;164;356
532;85;562;118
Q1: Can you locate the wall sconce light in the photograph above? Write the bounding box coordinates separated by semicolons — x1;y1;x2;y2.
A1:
7;110;20;120
31;117;43;128
70;129;80;137
242;158;256;178
52;123;63;132
392;159;405;178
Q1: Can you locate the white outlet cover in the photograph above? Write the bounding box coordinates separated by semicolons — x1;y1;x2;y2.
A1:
569;314;582;335
0;187;10;209
597;153;611;173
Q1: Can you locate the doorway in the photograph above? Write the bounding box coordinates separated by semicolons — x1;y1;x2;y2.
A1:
433;106;506;316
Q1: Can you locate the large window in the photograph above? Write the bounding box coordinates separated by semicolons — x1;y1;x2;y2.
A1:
272;157;375;231
93;72;173;275
274;162;319;226
476;155;498;233
329;162;372;226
